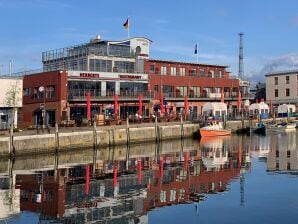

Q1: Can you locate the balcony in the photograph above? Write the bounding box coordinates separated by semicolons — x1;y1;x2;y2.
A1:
68;89;154;101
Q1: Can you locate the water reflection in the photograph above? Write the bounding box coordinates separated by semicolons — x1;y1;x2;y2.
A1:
267;131;297;172
0;132;297;223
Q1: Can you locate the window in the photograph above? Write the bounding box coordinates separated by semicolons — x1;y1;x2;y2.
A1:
286;88;290;97
199;68;205;76
171;67;177;76
161;66;167;75
189;69;196;76
34;87;43;100
149;64;155;73
274;77;278;85
154;85;158;92
286;76;290;84
274;89;278;97
218;70;222;78
46;85;55;99
23;88;31;96
209;70;214;78
180;67;185;76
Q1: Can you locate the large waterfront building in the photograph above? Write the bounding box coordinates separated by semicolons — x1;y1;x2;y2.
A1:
265;70;298;106
21;36;249;127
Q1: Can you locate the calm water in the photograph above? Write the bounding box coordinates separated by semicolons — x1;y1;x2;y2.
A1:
0;131;297;224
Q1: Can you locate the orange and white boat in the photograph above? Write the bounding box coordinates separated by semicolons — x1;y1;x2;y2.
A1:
199;120;231;137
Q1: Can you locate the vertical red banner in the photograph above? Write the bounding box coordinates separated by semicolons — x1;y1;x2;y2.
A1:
114;95;118;119
85;165;90;195
86;91;91;120
184;152;189;171
138;94;143;117
113;162;118;188
159;157;164;178
137;159;142;184
160;95;164;114
184;96;189;117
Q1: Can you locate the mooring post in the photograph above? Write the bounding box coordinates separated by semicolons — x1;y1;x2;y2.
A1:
93;121;97;149
180;115;184;139
55;123;59;152
9;124;14;157
126;116;130;145
155;116;159;142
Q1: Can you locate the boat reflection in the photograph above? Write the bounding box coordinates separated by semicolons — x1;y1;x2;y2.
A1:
0;137;251;223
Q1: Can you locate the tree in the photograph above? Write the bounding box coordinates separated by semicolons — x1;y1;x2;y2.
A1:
4;80;22;129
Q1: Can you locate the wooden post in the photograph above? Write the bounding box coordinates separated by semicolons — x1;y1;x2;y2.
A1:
126;116;130;145
180;115;184;139
9;124;13;156
93;121;97;149
155;116;159;142
55;123;59;152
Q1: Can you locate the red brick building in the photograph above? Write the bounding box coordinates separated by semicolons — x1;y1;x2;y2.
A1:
22;71;68;127
144;59;242;116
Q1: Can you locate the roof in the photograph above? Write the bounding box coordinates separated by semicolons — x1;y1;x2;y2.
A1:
148;59;228;68
249;102;269;110
202;102;227;111
265;69;298;77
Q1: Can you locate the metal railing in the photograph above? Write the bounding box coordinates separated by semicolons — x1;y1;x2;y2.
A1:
68;89;154;100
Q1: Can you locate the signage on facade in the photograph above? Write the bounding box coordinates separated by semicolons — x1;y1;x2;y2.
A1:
119;74;142;79
80;73;99;78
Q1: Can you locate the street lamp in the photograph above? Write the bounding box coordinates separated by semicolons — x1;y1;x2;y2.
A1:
39;86;46;128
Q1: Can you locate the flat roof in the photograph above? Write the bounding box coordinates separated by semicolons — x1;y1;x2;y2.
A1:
148;59;228;68
265;69;298;77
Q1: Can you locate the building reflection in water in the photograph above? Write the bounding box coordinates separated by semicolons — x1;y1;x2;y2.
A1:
0;137;252;223
267;131;297;172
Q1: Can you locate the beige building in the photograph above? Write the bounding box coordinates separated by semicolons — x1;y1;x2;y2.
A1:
0;77;23;129
265;70;298;106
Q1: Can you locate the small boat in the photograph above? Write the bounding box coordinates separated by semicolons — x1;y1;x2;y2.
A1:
267;122;296;132
253;122;266;135
199;120;231;137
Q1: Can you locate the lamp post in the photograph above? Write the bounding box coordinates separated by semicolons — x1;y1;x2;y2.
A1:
39;86;46;128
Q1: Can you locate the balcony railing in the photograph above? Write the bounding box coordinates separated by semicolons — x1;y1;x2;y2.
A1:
68;89;154;100
161;91;253;99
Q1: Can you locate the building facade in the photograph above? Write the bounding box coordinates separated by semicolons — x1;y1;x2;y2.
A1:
21;36;250;127
266;70;298;105
144;59;244;116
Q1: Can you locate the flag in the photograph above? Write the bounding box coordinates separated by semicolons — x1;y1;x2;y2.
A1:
194;44;198;54
123;18;129;30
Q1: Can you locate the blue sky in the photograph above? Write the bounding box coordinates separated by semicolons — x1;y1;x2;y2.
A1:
1;0;298;84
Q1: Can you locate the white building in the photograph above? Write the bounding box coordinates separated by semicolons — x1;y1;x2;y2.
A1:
265;70;298;105
0;77;23;129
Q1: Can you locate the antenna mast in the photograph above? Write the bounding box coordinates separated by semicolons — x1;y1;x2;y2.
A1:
238;33;244;80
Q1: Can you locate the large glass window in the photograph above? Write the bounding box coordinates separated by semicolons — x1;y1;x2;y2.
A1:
163;85;174;97
199;68;205;76
109;44;131;57
120;82;148;95
114;61;134;73
106;82;115;96
89;59;112;72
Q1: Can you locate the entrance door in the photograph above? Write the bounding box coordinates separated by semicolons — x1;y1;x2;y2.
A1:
47;110;56;127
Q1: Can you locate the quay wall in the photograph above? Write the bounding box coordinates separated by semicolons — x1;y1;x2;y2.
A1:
0;123;199;157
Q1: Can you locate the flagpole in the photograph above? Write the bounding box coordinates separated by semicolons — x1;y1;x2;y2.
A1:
128;16;130;39
196;43;198;63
